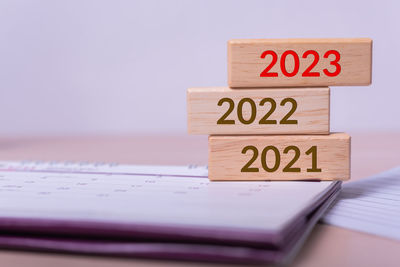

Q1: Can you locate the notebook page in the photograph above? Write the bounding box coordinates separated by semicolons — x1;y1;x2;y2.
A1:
323;166;400;240
0;161;335;232
0;161;209;177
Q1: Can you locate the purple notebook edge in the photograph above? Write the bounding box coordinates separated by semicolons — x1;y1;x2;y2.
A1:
0;181;341;248
0;182;341;264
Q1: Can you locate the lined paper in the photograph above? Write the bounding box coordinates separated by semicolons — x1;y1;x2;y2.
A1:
323;166;400;240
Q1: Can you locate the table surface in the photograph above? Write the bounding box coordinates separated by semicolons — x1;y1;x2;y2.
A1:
0;132;399;267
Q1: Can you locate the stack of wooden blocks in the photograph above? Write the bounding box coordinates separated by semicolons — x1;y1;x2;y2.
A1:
187;38;372;181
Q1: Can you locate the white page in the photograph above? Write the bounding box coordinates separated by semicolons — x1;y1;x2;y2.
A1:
323;166;400;240
0;161;209;177
0;161;335;232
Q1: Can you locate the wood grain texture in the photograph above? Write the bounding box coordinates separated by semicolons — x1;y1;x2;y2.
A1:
187;87;329;135
228;38;372;87
208;133;350;181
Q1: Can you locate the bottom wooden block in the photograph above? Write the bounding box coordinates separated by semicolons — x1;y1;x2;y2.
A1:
208;133;350;181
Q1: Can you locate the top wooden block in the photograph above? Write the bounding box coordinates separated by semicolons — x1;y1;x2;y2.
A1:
228;38;372;87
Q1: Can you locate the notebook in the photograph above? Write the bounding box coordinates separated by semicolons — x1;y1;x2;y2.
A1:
323;166;400;240
0;161;341;264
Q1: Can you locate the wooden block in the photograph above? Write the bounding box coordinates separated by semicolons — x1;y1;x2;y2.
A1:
208;133;350;181
228;38;372;87
187;87;329;135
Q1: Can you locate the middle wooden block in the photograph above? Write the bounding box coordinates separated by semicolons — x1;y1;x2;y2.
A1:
187;87;329;135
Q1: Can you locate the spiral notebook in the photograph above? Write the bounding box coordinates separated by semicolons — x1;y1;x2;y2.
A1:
0;161;341;264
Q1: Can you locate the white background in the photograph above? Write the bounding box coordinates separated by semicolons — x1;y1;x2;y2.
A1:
0;0;399;136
